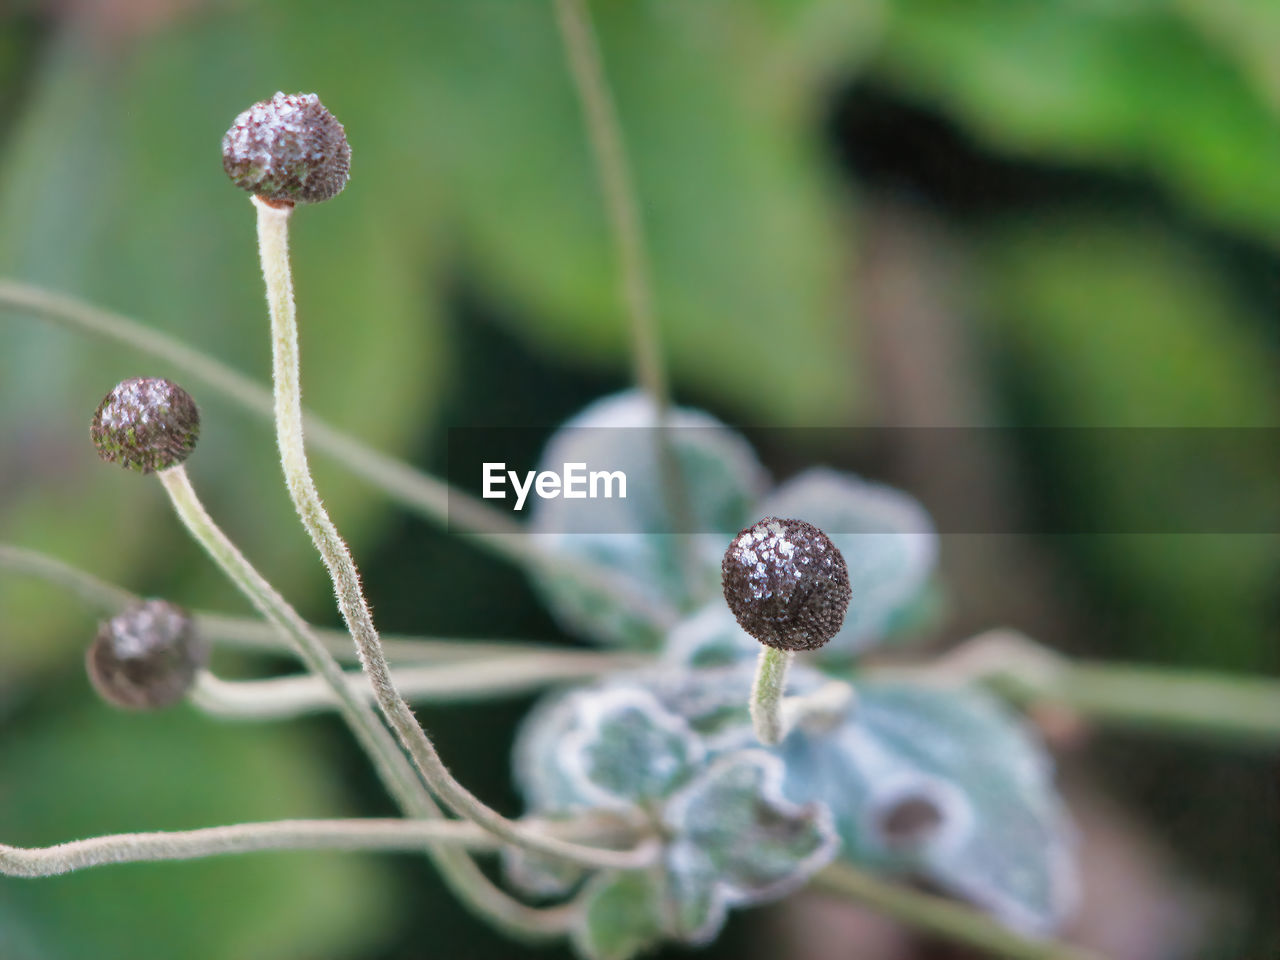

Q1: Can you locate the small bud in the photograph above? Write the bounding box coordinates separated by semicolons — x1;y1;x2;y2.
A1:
721;517;851;652
87;600;208;710
91;377;200;474
222;92;350;205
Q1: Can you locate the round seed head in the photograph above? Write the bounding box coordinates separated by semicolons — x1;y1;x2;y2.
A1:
91;377;200;474
722;517;851;652
87;600;208;710
222;92;350;204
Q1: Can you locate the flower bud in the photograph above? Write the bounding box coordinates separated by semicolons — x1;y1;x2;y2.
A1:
721;517;851;652
87;600;208;710
91;377;200;474
222;92;350;205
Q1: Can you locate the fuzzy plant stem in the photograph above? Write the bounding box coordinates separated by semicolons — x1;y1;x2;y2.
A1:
551;0;699;597
191;650;641;718
0;818;499;878
750;646;794;746
155;465;577;939
254;197;654;873
0;541;649;672
0;281;678;633
812;862;1105;960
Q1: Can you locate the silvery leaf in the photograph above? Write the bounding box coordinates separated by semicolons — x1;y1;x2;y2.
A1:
659;751;839;944
780;680;1077;934
530;391;769;648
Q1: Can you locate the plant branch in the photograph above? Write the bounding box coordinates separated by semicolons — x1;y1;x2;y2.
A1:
0;543;136;613
0;818;497;878
254;197;654;874
0;812;645;879
551;0;665;410
875;630;1280;747
190;650;641;718
811;862;1106;960
750;646;793;745
0;280;678;633
551;0;700;602
156;466;576;938
0;540;642;666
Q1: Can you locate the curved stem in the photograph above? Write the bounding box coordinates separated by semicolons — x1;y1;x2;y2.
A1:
811;862;1106;960
551;0;666;411
0;812;645;880
750;646;793;746
0;280;677;634
0;540;649;670
0;543;136;613
156;466;575;938
190;650;641;718
0;818;497;878
255;197;654;873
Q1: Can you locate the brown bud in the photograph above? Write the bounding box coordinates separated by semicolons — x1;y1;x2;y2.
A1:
721;517;851;651
91;377;200;474
222;92;350;205
87;600;208;710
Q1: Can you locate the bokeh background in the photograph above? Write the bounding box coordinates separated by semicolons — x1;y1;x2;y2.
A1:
0;1;1276;958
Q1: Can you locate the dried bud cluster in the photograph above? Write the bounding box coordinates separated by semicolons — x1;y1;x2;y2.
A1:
91;377;200;474
87;600;208;710
221;92;350;205
722;517;851;651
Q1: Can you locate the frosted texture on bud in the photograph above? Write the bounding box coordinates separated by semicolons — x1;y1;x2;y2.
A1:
222;92;350;204
91;377;200;474
87;600;207;710
721;517;851;651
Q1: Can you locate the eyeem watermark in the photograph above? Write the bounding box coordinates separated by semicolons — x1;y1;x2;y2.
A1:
482;462;627;511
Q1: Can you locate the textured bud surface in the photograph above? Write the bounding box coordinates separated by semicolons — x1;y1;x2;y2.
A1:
91;377;200;473
722;517;851;651
87;600;208;710
222;92;350;204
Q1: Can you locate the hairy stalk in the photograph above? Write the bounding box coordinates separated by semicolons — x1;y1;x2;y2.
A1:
0;812;642;879
191;650;642;717
156;466;578;938
552;0;665;409
888;630;1280;747
5;539;1275;744
254;197;654;873
0;543;135;613
0;280;678;633
1;819;496;878
750;646;793;745
0;541;649;670
812;862;1105;960
551;0;698;600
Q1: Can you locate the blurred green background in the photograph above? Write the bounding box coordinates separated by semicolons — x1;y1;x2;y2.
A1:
0;1;1276;958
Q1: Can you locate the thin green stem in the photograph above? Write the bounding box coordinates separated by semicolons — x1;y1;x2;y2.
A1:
874;630;1280;748
190;650;643;718
0;279;678;633
0;540;649;669
750;646;793;746
551;0;666;410
811;862;1106;960
156;466;576;939
0;543;135;613
254;197;654;873
551;0;700;602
